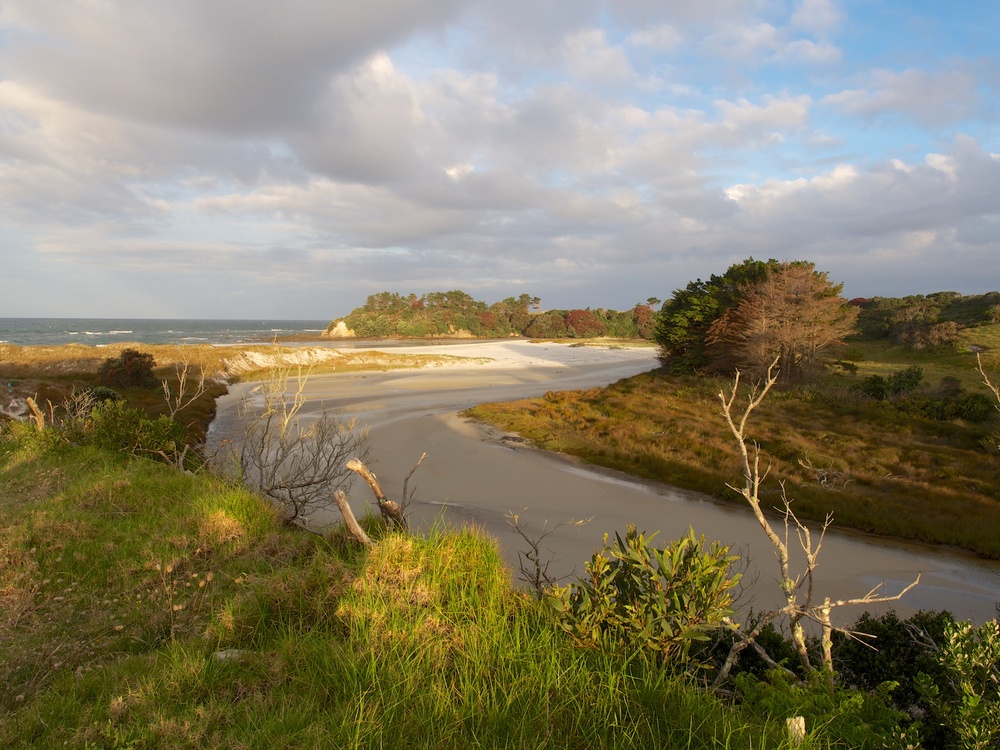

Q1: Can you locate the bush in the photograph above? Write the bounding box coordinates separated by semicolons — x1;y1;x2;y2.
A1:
97;349;157;389
63;400;186;459
548;525;739;667
735;672;915;749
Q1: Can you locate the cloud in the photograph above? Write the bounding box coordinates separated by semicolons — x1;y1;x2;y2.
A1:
790;0;843;35
1;0;467;133
0;1;997;317
627;24;683;53
823;68;980;126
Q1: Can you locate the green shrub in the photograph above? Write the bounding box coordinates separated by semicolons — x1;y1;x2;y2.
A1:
97;348;157;389
548;525;739;668
916;619;1000;750
64;400;185;459
735;671;916;749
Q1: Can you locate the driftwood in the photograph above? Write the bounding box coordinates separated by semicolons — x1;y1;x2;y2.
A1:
332;489;372;546
347;457;408;529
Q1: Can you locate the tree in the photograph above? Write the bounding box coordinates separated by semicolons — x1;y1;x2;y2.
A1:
712;360;918;687
706;262;858;382
564;309;606;338
98;348;158;389
654;258;778;371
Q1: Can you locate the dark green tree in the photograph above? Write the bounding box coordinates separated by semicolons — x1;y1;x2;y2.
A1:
654;258;777;371
97;349;157;390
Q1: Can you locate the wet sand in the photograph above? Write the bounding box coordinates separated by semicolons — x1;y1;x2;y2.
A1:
211;340;1000;624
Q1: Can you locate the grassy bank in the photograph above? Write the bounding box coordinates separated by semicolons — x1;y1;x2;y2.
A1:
1;437;801;748
465;330;1000;558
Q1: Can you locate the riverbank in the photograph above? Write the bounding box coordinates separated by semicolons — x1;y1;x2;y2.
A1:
208;340;1000;623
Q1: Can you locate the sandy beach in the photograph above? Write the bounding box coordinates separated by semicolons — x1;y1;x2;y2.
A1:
211;339;1000;623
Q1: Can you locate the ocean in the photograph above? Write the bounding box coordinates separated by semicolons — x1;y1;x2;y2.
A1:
0;318;332;347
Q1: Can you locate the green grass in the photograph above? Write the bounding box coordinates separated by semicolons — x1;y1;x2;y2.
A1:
465;332;1000;558
1;434;811;748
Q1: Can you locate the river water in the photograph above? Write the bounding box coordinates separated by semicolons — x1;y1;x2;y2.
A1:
209;340;1000;625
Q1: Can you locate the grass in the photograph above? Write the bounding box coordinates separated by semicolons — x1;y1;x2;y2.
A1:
465;330;1000;558
1;434;811;748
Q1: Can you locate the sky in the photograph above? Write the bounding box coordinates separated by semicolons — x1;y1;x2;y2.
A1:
0;1;997;319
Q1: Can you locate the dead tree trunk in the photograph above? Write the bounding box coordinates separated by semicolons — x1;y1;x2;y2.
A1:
347;458;407;529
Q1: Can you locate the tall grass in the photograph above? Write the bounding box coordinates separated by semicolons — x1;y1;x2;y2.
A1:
1;435;807;748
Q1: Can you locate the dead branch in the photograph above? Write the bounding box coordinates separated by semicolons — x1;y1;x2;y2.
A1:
347;457;407;530
798;457;852;490
506;511;591;598
979;353;1000;408
25;396;46;431
161;356;210;419
401;452;427;510
332;489;372;546
713;356;921;687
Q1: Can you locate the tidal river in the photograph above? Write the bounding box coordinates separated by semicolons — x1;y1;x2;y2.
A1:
210;340;1000;624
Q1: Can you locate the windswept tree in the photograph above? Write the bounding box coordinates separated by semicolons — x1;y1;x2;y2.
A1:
706;262;858;381
654;258;778;371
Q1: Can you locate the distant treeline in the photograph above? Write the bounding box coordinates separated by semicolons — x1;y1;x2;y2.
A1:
852;291;1000;348
326;291;657;340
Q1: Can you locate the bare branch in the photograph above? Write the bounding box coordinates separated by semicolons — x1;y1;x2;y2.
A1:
347;457;406;529
714;356;921;684
401;452;427;509
978;353;1000;409
161;355;210;419
332;490;372;546
506;511;591;598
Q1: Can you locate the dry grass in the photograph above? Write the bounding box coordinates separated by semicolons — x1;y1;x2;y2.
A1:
466;355;1000;558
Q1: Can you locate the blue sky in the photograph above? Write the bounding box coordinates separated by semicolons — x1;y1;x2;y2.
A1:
0;0;997;318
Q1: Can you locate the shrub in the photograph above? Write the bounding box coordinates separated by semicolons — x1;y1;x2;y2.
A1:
735;672;916;749
548;525;739;667
916;619;1000;750
64;400;186;459
97;349;157;389
834;610;953;737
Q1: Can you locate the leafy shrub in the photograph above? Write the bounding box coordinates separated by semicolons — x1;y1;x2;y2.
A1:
98;349;157;389
916;619;1000;750
63;400;185;459
735;672;916;749
548;525;739;667
834;610;953;746
82;385;121;403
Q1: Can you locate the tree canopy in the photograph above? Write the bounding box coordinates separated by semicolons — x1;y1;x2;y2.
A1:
655;259;857;381
327;291;656;340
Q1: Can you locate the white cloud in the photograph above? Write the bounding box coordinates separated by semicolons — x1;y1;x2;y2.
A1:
823;68;979;126
0;1;997;317
790;0;843;35
627;24;683;53
561;29;635;84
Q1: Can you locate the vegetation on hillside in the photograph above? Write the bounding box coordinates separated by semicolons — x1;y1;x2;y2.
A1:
472;263;1000;557
3;308;1000;746
328;290;656;340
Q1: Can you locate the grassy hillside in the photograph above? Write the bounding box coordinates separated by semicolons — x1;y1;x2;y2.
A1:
1;437;800;749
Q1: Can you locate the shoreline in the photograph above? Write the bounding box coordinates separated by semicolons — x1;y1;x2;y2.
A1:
208;341;1000;623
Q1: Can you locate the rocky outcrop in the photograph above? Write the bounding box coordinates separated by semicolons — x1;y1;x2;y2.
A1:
323;321;356;339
